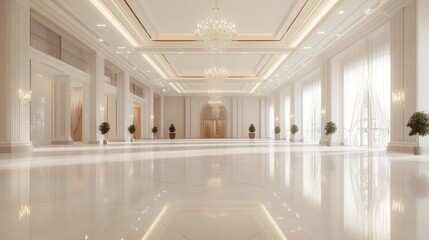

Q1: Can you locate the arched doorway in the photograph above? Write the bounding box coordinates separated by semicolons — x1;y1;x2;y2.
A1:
202;105;227;138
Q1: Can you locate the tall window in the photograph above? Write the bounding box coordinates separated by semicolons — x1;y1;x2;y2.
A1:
302;70;321;143
342;24;390;148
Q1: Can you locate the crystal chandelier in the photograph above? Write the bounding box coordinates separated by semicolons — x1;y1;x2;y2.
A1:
204;62;228;80
195;0;237;53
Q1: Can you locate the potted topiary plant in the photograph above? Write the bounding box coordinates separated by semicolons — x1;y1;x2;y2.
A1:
128;124;136;142
290;124;299;142
152;126;158;140
274;126;281;140
249;123;256;139
99;122;110;144
324;121;337;146
169;124;176;139
406;111;429;155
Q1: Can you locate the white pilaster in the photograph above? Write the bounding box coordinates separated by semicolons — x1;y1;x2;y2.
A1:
416;0;429;146
0;0;32;152
260;98;266;138
117;71;130;142
88;52;105;144
145;89;154;139
320;61;330;145
387;3;424;153
185;97;191;138
160;96;165;139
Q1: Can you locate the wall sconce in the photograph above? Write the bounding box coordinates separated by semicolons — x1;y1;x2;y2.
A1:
289;114;294;118
392;91;405;105
275;116;280;121
321;109;326;115
100;105;105;112
18;89;32;104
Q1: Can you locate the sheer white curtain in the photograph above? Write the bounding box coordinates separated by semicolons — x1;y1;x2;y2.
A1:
343;41;367;146
302;70;321;143
368;26;391;147
342;24;390;147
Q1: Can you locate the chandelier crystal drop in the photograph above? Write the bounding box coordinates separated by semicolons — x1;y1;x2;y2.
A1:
204;62;228;80
195;0;237;53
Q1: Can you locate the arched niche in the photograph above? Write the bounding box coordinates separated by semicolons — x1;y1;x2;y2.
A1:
201;104;227;138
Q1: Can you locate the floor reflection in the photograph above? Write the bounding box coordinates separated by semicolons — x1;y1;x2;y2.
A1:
0;139;428;239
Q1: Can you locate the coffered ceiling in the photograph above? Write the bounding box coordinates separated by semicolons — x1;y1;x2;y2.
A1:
36;0;392;96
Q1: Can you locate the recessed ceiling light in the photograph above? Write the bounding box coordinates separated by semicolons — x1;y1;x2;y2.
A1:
303;46;312;49
162;89;166;92
177;52;184;55
146;70;151;73
365;8;372;14
317;31;325;35
118;46;126;49
338;10;345;14
98;38;104;42
36;74;43;77
96;24;106;27
336;33;342;37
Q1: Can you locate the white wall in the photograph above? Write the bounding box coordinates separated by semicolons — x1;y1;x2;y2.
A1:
164;97;186;139
165;96;264;139
31;76;52;146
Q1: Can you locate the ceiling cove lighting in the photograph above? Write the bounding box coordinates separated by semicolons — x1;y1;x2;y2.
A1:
261;54;289;81
249;82;262;94
288;0;338;48
195;0;237;53
89;0;139;48
142;54;169;79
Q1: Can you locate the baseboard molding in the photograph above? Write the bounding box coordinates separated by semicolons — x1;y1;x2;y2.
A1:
387;142;429;154
89;140;101;144
52;140;74;145
0;142;33;153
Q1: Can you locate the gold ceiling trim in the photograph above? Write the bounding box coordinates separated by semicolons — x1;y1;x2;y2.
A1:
161;54;276;79
123;0;152;39
122;0;310;43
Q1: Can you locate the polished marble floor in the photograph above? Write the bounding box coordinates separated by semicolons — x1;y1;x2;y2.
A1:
0;139;428;240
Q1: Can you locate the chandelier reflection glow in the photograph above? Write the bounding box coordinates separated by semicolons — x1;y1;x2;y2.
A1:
208;88;223;119
195;0;237;53
204;62;228;80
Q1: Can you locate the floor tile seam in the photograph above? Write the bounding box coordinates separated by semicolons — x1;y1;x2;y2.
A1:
159;222;192;240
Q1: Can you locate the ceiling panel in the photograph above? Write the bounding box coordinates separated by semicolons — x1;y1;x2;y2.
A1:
125;0;300;39
164;54;270;77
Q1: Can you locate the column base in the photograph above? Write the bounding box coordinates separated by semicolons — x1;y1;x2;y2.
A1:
109;138;127;143
319;140;343;146
89;139;101;144
0;142;33;153
387;142;429;154
52;140;74;145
